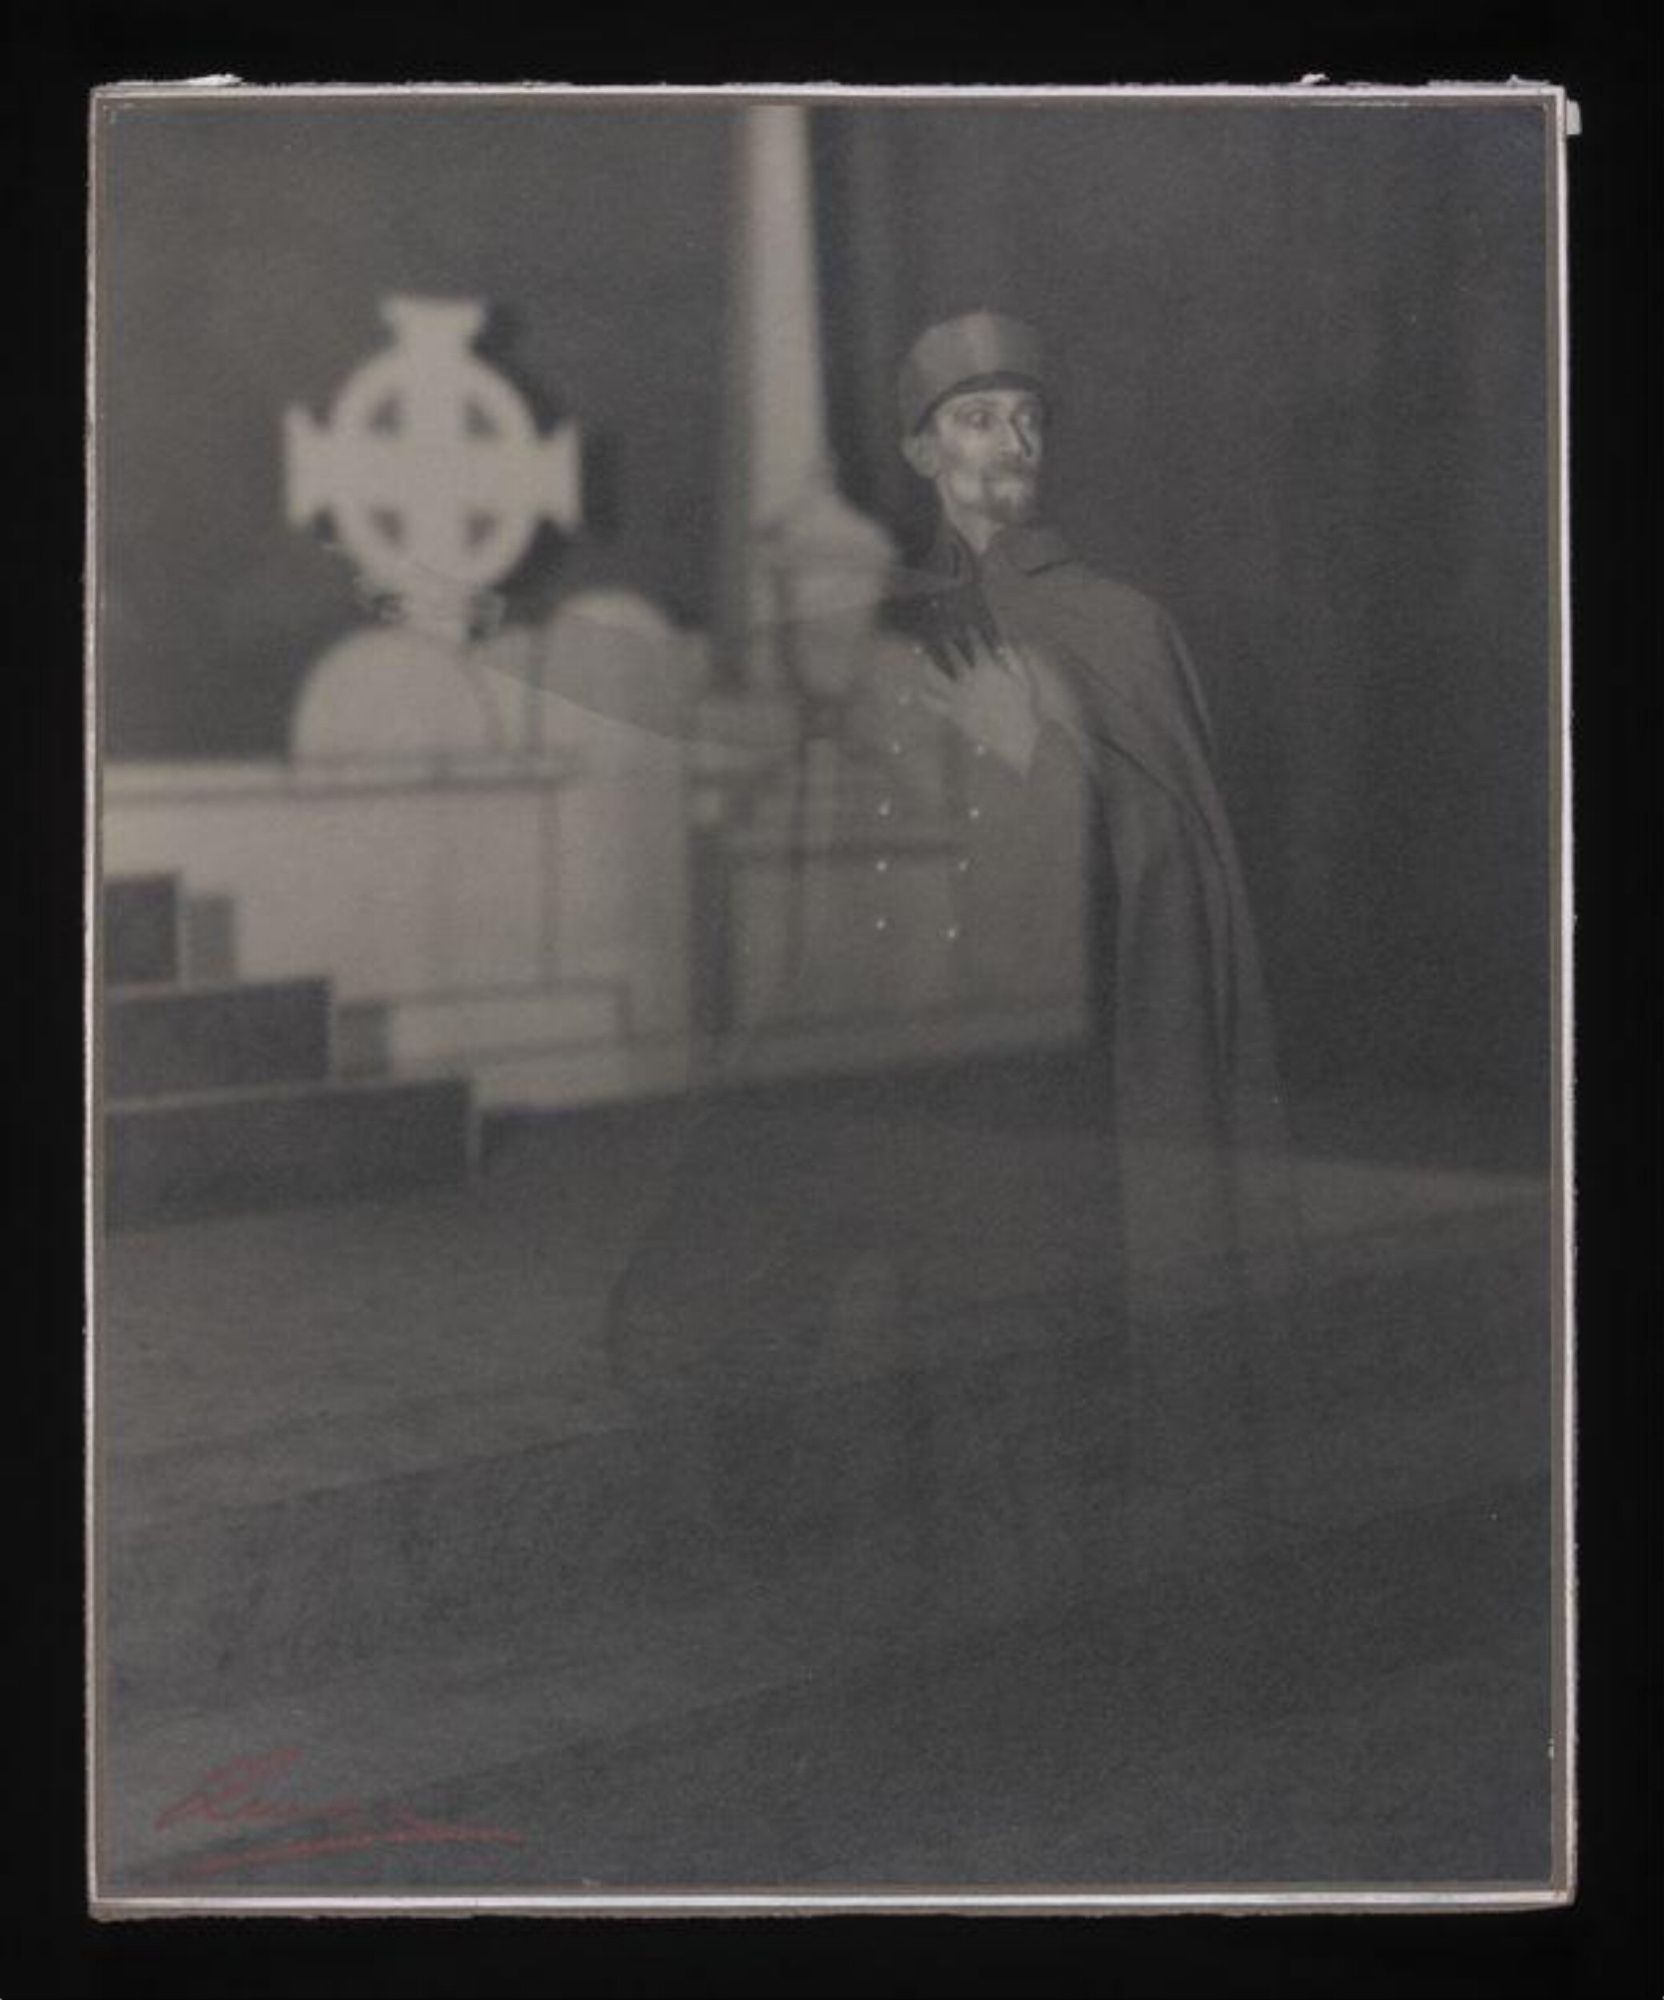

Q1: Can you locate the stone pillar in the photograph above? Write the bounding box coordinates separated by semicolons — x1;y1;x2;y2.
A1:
719;103;896;696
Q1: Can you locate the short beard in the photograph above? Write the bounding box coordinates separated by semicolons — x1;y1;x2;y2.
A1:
984;474;1040;524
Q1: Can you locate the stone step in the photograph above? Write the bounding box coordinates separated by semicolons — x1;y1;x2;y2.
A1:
453;1038;692;1111
333;983;625;1085
103;873;183;987
105;1075;474;1229
105;979;333;1099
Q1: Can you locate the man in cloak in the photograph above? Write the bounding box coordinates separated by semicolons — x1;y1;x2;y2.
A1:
603;310;1298;1570
888;310;1295;1332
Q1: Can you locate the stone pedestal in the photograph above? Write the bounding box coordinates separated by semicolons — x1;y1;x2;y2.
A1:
106;589;707;1112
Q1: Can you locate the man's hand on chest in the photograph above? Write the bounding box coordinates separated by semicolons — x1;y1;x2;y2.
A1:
918;630;1044;777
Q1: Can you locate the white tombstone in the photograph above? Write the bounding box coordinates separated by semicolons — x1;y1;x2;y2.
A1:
291;624;514;764
285;293;588;767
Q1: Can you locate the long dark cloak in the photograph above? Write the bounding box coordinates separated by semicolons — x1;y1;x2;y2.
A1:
482;522;1298;1408
949;523;1299;1330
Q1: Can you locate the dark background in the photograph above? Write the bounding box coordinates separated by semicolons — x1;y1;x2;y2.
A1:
97;94;1553;1111
16;1;1656;1995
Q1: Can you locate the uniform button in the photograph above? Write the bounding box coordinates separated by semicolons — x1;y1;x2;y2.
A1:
874;916;890;933
877;798;893;818
966;804;982;821
888;739;904;756
955;857;972;874
874;857;890;874
943;925;961;943
972;742;988;759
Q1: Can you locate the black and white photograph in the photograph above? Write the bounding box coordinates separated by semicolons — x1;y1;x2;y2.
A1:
86;82;1572;1913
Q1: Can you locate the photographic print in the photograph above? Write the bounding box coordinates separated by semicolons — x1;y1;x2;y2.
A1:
87;82;1572;1913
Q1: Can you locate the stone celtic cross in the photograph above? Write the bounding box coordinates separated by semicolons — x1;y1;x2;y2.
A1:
286;296;581;635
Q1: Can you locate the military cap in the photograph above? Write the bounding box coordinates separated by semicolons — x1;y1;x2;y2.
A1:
897;311;1050;435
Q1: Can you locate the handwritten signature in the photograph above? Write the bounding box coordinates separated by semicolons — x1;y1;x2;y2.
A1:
155;1746;525;1878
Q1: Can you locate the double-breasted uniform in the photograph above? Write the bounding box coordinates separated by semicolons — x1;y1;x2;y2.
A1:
607;518;1293;1407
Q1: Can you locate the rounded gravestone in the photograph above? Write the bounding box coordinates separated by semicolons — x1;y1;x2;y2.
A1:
290;624;514;763
528;590;707;758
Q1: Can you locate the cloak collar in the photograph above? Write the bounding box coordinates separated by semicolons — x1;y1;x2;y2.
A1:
922;519;1075;579
988;522;1075;575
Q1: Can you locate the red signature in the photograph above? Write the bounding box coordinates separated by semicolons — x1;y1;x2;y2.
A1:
155;1746;525;1877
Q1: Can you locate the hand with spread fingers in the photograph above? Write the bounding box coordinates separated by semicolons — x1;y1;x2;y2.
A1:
918;628;1047;776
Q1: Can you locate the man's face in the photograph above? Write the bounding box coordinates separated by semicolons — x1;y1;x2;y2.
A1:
906;384;1047;540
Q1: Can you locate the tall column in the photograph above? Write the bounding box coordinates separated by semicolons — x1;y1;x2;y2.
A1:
718;103;896;695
